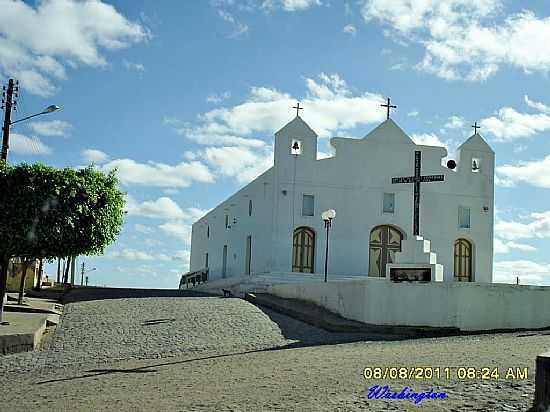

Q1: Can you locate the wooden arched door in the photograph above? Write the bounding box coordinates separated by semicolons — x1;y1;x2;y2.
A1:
454;239;473;282
292;227;315;273
369;225;403;277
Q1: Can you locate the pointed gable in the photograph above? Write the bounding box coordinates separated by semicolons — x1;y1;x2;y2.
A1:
363;119;415;146
457;133;494;153
275;116;318;138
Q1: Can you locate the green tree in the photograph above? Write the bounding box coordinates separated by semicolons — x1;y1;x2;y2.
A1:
0;163;125;322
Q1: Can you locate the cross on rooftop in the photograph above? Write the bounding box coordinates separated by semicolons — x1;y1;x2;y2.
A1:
472;121;481;134
292;102;303;117
381;97;397;120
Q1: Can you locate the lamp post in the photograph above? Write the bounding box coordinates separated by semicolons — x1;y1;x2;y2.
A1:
80;262;96;286
2;77;60;162
321;209;336;283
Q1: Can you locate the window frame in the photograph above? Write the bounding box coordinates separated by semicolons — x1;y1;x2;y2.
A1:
302;194;315;217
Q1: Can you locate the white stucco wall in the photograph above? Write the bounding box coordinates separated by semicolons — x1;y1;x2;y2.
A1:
267;279;550;331
190;116;494;284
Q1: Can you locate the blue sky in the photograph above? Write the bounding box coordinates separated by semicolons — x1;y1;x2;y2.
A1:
3;0;550;288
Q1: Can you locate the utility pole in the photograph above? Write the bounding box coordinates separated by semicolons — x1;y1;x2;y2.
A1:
2;78;18;162
81;262;85;286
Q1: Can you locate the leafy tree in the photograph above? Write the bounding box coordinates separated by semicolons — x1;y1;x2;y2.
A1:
0;163;125;322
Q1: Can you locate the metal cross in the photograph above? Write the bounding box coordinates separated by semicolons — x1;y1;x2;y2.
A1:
472;121;480;134
292;102;303;117
392;151;445;236
381;97;397;120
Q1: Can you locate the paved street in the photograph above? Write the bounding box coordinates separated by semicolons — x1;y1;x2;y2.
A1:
0;288;545;411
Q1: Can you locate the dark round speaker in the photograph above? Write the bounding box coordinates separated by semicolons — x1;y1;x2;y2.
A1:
447;159;457;169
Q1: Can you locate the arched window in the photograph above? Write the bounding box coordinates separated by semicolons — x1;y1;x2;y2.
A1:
292;227;315;273
454;239;473;282
369;225;403;277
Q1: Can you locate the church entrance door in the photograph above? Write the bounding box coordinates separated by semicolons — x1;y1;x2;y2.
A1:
369;225;403;277
292;227;315;273
454;239;473;282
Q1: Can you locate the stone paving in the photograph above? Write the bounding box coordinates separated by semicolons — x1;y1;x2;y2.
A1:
0;289;365;375
0;288;546;411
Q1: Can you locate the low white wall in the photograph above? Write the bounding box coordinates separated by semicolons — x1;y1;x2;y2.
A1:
267;278;550;331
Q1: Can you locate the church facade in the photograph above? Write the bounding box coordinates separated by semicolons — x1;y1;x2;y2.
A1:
189;114;494;283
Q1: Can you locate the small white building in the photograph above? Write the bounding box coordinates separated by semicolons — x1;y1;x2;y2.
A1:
189;114;494;283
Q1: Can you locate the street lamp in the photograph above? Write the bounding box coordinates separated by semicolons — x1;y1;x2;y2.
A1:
9;105;60;125
81;264;96;286
2;77;61;162
321;209;336;283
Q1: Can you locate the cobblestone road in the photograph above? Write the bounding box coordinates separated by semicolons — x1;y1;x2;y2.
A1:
0;288;546;411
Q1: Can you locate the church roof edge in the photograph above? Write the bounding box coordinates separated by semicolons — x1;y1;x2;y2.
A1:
275;115;318;137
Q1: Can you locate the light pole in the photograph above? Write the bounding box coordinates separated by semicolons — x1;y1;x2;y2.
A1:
2;78;60;162
80;262;96;286
321;209;336;283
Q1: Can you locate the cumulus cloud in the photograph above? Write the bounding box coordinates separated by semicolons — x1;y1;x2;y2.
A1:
494;260;550;285
126;195;208;221
494;238;536;254
159;221;193;244
496;156;550;188
343;24;357;36
444;116;465;129
495;211;550;241
10;133;51;155
109;248;171;262
281;0;321;11
198;146;274;184
82;148;110;164
411;133;448;148
28;120;71;136
0;0;148;96
361;1;550;81
177;73;386;149
97;157;214;188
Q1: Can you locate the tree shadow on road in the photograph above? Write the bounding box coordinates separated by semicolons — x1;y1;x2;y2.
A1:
34;341;339;386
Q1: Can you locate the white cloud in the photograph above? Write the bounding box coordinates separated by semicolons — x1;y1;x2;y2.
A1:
407;110;419;117
496;156;550;188
109;248;171;262
134;223;154;234
444;116;465;129
411;133;448;149
494;260;550;285
343;24;357;36
28;120;71;136
159;221;192;244
10;133;51;155
178;73;386;148
123;60;145;72
98;158;214;188
495;211;550;241
481;107;550;141
82;149;110;164
199;146;274;184
525;96;550;114
0;0;148;96
361;1;550;81
207;91;231;104
494;238;536;254
282;0;321;11
126;196;187;220
217;9;249;37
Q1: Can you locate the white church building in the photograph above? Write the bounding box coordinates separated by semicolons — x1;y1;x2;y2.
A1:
189;112;494;284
